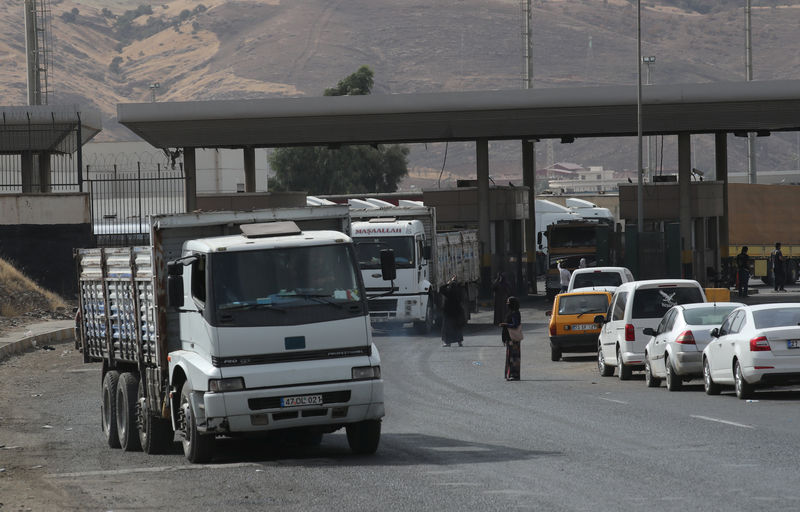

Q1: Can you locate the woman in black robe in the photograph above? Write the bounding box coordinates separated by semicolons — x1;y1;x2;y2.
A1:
500;296;522;380
440;276;465;347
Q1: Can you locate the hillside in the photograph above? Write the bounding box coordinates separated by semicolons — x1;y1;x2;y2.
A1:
2;0;799;186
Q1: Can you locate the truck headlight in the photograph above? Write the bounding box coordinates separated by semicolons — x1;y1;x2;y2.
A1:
208;377;245;392
352;366;381;380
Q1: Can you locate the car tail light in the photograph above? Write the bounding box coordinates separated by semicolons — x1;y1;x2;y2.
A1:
675;330;696;345
749;336;771;352
625;324;635;342
550;323;557;336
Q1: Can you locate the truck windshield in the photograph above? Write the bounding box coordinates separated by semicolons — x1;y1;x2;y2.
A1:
211;244;362;311
549;226;596;248
353;236;415;269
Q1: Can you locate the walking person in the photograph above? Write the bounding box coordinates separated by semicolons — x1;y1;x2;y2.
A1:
440;275;465;347
492;271;513;326
558;260;571;293
772;242;786;292
735;246;751;297
500;296;522;380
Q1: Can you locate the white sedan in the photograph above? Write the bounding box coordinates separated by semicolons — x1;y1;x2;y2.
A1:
643;302;742;391
702;303;800;399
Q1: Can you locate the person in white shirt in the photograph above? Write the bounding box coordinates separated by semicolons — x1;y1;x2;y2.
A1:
558;260;571;293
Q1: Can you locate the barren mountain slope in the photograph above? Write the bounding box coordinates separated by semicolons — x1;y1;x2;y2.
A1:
1;0;799;180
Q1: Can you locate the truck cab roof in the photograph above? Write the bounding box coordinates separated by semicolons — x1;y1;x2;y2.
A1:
184;230;352;254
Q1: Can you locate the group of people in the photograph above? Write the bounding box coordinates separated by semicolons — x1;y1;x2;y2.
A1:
736;242;788;297
440;272;523;381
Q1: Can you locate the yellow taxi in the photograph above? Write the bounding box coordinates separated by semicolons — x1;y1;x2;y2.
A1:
546;291;613;362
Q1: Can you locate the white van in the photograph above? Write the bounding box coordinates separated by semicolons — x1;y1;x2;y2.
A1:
595;279;707;380
567;266;634;293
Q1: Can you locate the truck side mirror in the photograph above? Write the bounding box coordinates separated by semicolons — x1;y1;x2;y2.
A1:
167;262;184;309
380;249;396;281
422;245;432;260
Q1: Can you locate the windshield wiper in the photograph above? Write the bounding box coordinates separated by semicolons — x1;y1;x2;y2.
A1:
218;302;286;313
292;293;346;309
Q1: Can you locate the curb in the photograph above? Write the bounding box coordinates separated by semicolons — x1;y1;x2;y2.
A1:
0;327;75;362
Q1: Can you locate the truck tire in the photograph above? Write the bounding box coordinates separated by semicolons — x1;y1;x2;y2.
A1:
179;381;215;463
346;419;381;455
413;295;436;334
101;370;121;449
138;378;173;454
116;372;142;452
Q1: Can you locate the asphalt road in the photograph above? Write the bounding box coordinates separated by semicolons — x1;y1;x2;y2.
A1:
1;294;800;512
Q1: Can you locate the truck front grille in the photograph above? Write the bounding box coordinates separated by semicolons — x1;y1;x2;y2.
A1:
368;299;398;312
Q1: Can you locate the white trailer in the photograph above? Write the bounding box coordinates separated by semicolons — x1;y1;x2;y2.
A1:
76;206;387;463
349;205;479;333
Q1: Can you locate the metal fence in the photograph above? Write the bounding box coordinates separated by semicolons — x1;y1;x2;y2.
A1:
85;163;186;247
0;152;81;192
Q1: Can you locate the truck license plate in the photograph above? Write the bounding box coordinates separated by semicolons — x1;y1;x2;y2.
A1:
788;340;800;349
281;394;323;407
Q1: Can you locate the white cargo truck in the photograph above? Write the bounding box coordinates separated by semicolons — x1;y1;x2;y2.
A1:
349;205;480;333
75;206;388;463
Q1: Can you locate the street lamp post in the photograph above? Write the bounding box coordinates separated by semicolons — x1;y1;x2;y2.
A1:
642;56;656;180
149;82;160;102
636;0;643;234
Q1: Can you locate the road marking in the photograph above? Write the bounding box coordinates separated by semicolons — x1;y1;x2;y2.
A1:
597;397;628;404
45;462;262;479
690;415;754;429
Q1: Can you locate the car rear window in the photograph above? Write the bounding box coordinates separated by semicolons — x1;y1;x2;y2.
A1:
753;307;800;329
631;286;704;319
572;272;623;289
682;305;739;325
558;294;610;315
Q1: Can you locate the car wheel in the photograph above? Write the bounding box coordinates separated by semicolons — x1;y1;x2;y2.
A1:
598;344;614;377
645;355;660;388
550;345;562;362
703;358;721;395
734;360;754;400
617;347;631;381
665;356;682;391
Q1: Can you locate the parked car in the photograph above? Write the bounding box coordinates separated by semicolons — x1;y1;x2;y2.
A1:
547;291;613;361
643;302;743;390
567;266;634;293
595;279;707;380
702;303;800;399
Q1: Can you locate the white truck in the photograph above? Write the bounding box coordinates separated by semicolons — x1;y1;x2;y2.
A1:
349;205;480;333
75;206;388;463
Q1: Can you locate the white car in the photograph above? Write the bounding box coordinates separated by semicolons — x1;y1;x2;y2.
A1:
702;303;800;399
596;279;707;380
567;266;634;293
643;302;743;390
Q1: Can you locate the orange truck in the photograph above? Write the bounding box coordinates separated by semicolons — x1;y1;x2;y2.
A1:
726;183;800;285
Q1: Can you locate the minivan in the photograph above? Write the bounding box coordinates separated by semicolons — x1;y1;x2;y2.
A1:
595;279;706;380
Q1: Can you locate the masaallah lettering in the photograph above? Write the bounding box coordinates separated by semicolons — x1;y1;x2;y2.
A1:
353;227;403;234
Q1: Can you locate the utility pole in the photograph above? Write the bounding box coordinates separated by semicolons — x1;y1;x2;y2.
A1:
150;82;160;102
745;0;757;184
522;0;537;294
24;0;41;105
636;0;643;234
642;56;656;180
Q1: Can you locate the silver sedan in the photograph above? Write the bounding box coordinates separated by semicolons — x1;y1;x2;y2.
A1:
643;302;743;390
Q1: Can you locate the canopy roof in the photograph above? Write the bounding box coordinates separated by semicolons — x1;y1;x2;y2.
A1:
117;80;800;150
0;105;102;154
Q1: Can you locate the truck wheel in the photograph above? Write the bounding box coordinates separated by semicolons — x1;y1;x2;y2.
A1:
346;419;381;455
179;381;215;463
116;372;142;452
138;378;173;454
101;370;121;449
413;296;435;334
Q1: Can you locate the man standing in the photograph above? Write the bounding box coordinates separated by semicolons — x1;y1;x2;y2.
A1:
558;260;571;293
735;246;751;297
772;242;786;292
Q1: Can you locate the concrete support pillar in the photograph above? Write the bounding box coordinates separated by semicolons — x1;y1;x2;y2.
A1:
21;151;34;193
38;151;51;193
715;133;729;267
522;139;536;294
476;138;491;297
183;147;197;212
243;147;256;192
678;133;692;279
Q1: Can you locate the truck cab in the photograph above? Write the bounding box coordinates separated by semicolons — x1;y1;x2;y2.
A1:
351;218;432;331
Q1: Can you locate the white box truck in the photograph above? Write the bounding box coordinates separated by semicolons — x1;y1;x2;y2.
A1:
349;205;479;333
76;206;387;463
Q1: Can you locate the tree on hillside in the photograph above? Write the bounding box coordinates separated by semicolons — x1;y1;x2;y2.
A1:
268;66;409;194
